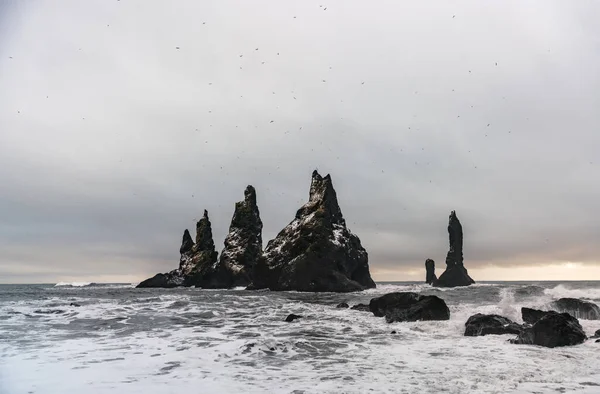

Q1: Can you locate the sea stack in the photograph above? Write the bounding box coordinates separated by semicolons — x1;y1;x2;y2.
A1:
249;170;375;292
425;259;437;284
218;185;263;287
429;211;475;288
137;210;221;288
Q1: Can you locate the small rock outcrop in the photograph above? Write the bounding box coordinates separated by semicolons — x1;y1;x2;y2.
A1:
249;170;376;292
431;211;475;288
336;302;349;309
521;307;553;325
285;314;302;322
369;292;450;323
218;186;263;287
350;303;370;312
591;329;600;338
464;314;523;336
551;298;600;320
425;259;437;284
511;312;587;348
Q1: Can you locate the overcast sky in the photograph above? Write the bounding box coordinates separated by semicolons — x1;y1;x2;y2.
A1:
1;0;599;283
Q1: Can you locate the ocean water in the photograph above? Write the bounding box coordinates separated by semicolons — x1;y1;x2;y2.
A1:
1;282;600;394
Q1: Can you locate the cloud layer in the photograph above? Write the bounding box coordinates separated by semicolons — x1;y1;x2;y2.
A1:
1;0;599;283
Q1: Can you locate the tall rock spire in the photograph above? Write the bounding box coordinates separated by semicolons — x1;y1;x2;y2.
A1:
430;211;475;288
218;185;263;287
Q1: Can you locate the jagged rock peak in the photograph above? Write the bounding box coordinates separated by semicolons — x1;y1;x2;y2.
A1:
179;229;194;254
195;210;216;252
249;170;375;292
244;185;257;205
295;170;344;226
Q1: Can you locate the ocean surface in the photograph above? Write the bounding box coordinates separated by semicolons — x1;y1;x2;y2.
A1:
1;281;600;394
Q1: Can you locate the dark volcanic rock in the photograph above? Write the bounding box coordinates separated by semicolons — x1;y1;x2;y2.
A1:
336;302;349;309
432;211;475;288
249;170;376;292
464;314;523;336
69;303;81;307
369;292;450;323
137;211;221;288
285;314;302;322
591;329;600;338
511;312;587;348
218;185;263;287
350;303;370;311
521;307;553;325
551;298;600;320
425;259;437;284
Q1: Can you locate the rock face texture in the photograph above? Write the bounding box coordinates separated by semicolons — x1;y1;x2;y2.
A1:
521;307;553;325
551;298;600;320
369;292;450;323
511;312;587;348
431;211;475;288
249;170;375;292
425;259;437;284
218;186;263;287
464;314;523;336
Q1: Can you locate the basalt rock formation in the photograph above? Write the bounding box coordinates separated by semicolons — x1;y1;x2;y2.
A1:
521;307;554;325
369;292;450;323
550;298;600;320
464;314;523;336
248;170;375;292
425;259;437;284
218;185;263;287
430;211;475;288
137;210;221;288
511;312;587;348
138;186;265;289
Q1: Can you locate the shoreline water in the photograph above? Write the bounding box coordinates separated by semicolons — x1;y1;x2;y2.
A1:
1;281;600;393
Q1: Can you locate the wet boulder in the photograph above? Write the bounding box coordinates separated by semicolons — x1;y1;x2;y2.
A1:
336;302;349;309
350;303;370;312
551;298;600;320
464;314;523;336
285;314;302;322
521;307;553;325
369;292;450;323
511;312;587;348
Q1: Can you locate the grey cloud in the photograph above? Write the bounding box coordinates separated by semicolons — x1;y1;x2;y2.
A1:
1;0;599;282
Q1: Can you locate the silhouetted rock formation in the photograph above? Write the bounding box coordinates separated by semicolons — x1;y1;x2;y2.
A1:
431;211;475;288
425;259;437;284
138;185;266;289
521;307;553;325
218;186;263;287
464;314;523;336
137;210;221;288
369;292;450;323
249;170;375;292
511;312;587;348
336;302;349;309
551;298;600;320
